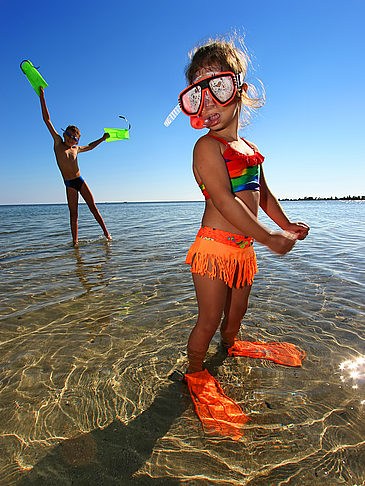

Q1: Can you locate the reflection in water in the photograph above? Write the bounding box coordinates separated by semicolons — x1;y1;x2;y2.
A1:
73;241;111;293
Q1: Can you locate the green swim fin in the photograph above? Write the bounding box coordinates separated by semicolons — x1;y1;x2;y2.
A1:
104;128;129;141
20;60;48;96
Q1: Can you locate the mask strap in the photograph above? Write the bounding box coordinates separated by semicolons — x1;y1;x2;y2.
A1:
236;72;245;88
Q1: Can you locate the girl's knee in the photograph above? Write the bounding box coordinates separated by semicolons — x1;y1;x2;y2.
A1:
201;301;224;320
194;318;220;341
197;310;222;330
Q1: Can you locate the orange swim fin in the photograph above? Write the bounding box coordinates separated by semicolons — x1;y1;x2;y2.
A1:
228;341;305;367
185;369;249;440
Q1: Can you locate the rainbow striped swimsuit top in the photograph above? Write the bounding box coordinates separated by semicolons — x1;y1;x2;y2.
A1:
198;133;264;200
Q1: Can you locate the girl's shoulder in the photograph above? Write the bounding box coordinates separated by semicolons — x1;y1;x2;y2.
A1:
193;134;226;166
242;138;260;153
194;133;224;152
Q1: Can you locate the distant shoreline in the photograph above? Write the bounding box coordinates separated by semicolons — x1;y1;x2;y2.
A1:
0;196;364;206
278;196;365;201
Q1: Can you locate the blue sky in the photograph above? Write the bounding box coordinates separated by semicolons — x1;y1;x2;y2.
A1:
1;0;364;204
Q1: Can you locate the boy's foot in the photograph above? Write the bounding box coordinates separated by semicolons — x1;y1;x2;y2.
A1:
105;233;112;241
73;240;79;247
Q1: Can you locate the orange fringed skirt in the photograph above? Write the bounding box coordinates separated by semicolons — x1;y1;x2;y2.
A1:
185;226;258;288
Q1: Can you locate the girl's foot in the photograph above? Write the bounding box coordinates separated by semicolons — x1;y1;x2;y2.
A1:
219;339;233;354
168;370;187;383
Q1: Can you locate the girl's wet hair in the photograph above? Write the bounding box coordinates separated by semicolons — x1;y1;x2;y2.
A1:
185;35;265;126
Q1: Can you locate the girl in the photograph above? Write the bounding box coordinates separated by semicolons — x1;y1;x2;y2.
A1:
181;37;309;374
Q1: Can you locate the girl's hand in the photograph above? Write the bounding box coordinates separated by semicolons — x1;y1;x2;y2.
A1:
266;231;297;255
285;222;310;240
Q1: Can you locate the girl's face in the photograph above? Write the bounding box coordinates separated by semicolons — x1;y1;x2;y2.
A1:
193;65;240;130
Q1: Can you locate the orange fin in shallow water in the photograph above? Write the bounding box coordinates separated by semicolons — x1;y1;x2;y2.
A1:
228;341;305;367
184;369;249;440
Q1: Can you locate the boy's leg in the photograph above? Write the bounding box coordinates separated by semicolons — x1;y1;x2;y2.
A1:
187;273;228;373
66;187;79;246
220;285;252;348
80;182;111;239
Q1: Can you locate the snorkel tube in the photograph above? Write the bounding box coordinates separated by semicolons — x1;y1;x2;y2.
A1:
164;106;207;130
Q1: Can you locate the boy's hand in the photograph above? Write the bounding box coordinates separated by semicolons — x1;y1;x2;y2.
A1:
102;132;110;141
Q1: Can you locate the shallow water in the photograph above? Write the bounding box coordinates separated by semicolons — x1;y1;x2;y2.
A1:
0;200;364;485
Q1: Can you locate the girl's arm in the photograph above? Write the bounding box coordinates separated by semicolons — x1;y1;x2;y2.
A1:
194;136;297;254
259;167;309;240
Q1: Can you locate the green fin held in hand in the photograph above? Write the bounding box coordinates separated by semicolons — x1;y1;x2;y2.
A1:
20;60;48;96
104;128;129;141
104;116;131;142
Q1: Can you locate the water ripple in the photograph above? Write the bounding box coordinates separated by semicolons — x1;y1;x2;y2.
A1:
0;201;364;485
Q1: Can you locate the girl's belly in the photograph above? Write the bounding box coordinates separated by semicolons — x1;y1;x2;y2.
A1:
201;190;260;235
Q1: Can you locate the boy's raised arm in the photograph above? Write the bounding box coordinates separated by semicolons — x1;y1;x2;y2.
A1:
78;133;109;153
39;87;61;142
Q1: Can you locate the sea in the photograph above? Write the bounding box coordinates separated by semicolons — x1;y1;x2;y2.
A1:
0;200;364;486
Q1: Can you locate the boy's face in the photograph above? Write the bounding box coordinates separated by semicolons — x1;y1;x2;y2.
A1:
64;130;80;147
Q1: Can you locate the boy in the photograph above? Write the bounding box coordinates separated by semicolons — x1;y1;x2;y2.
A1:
39;87;112;246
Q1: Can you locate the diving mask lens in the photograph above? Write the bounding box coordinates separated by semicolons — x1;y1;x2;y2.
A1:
179;72;239;116
181;85;202;116
65;131;79;143
209;75;235;103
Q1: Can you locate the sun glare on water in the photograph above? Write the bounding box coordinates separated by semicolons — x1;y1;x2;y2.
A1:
339;356;365;403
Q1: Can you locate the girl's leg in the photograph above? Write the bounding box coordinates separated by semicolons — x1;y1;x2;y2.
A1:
220;284;252;348
187;273;228;373
66;187;79;246
80;182;111;239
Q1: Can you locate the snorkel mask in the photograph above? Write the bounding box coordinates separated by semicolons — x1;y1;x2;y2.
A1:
164;71;245;129
63;130;79;143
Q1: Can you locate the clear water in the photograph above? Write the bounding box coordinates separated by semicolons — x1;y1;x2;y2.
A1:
0;201;364;485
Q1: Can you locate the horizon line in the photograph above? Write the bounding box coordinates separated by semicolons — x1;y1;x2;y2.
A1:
0;195;364;207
